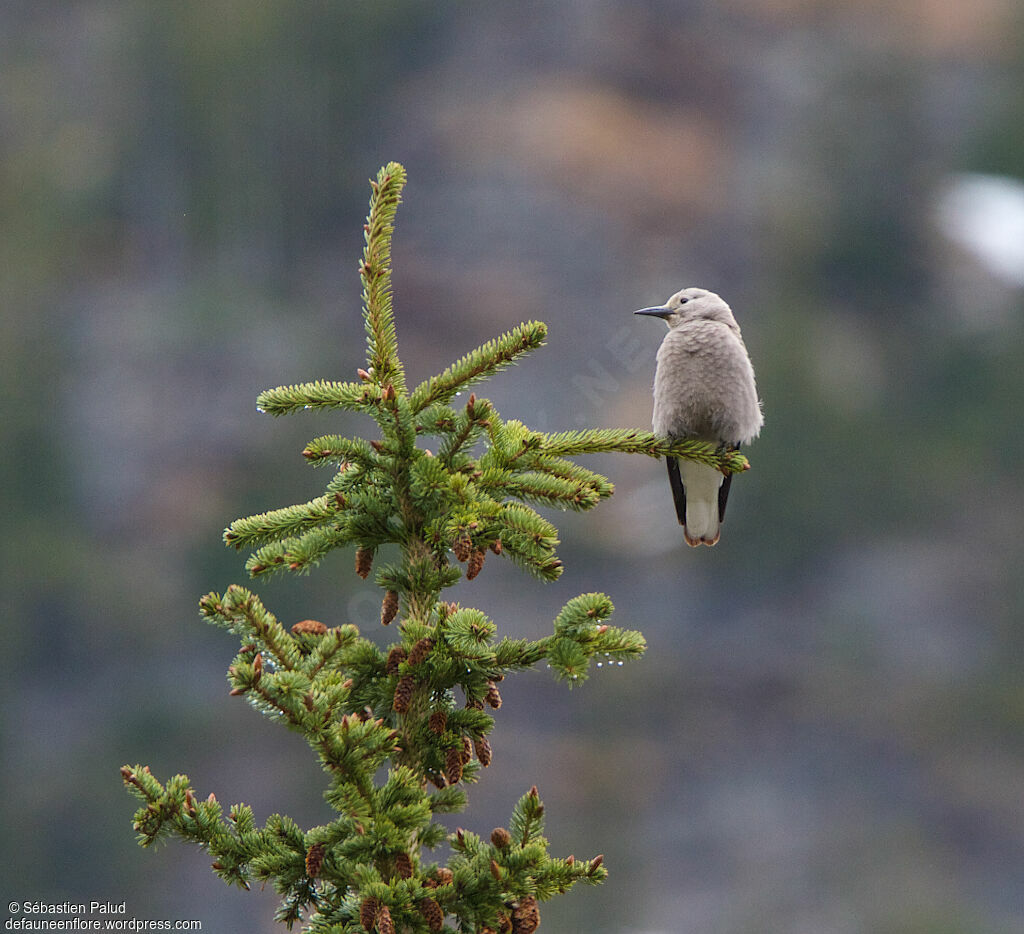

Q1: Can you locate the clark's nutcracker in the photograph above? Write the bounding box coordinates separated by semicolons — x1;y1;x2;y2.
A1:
635;287;763;546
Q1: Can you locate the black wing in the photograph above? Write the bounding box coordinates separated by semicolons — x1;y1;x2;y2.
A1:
666;457;687;526
717;443;739;521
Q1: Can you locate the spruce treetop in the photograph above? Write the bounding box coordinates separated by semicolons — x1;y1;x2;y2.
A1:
122;162;750;933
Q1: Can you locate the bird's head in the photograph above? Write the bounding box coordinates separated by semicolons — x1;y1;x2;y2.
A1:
633;287;736;330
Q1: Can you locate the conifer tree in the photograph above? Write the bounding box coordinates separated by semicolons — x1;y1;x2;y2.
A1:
121;163;749;933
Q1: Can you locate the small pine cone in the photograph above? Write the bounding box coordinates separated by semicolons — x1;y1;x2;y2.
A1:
380;590;399;626
489;538;503;555
359;896;379;931
491;827;511;849
452;534;472;562
418;897;444;932
485;681;502;709
461;735;473;764
465;696;484;711
428;772;447;789
474;736;492;767
377;904;395;934
434;867;454;886
385;645;408;675
305;842;325;878
392;674;415;714
355;547;373;579
497;914;513;934
408;636;435;666
445;745;464;784
466;548;486;581
511;896;540;934
489;858;501;880
428;710;448;734
292;619;328;636
394;851;413;879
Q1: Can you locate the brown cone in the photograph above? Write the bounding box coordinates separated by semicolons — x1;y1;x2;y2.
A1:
359;897;378;931
385;645;407;675
452;534;472;562
511;896;540;934
380;590;399;626
305;842;325;878
408;636;435;666
446;745;464;784
418;897;444;932
292;619;328;635
491;827;511;848
466;548;486;580
392;674;415;714
474;736;492;767
393;851;413;879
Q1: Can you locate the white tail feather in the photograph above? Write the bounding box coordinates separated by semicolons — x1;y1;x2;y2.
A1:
679;461;724;546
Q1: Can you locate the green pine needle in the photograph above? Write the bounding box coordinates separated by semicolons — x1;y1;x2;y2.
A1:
223;494;343;550
362;162;407;395
408;321;548;412
256;380;382;417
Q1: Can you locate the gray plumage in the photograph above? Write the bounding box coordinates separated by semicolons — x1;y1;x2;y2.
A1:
635;287;763;546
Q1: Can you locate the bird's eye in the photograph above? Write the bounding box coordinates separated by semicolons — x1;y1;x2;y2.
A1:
677;297;688;305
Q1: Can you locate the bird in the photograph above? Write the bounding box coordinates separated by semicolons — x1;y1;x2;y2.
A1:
634;287;763;546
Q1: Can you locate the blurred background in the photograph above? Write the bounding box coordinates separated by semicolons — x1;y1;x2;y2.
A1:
3;2;1024;932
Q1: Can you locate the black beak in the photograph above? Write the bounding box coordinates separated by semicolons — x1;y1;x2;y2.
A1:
633;306;673;319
